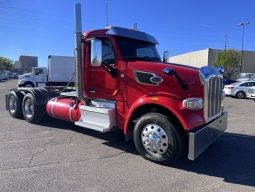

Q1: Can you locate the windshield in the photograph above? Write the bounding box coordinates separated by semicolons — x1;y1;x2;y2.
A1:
116;36;161;62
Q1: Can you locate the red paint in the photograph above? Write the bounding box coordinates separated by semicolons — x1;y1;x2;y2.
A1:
46;98;83;122
46;28;206;134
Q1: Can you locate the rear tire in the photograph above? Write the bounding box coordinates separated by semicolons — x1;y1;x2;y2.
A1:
133;113;184;164
22;93;44;123
8;91;24;118
235;91;246;99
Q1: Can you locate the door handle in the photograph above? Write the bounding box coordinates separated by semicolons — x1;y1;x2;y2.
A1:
88;88;96;93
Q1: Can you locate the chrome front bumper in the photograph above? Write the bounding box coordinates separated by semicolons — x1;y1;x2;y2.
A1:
188;112;227;160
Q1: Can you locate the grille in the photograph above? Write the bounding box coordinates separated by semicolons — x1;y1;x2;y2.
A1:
206;76;223;120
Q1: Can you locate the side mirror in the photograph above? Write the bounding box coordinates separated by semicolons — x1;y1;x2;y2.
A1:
163;51;169;63
90;39;102;65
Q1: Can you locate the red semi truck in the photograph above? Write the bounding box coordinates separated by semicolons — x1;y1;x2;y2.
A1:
5;4;227;164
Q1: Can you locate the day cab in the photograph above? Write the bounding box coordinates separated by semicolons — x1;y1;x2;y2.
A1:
5;4;227;164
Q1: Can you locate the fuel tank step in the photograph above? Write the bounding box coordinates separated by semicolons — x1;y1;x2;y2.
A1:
74;100;116;132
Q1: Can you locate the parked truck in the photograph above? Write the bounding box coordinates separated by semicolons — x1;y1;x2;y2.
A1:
18;55;75;87
5;4;227;164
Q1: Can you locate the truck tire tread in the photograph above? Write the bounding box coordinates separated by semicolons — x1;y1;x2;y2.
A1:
8;91;24;118
133;112;184;164
22;93;44;123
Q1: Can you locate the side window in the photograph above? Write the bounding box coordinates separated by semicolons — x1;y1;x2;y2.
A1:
34;69;43;75
102;38;115;65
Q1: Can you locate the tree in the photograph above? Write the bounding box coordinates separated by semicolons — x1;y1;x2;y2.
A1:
213;49;240;79
0;56;14;70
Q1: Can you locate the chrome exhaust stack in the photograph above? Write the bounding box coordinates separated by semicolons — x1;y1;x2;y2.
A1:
74;3;83;99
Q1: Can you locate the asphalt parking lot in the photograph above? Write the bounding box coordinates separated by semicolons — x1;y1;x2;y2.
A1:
0;79;255;192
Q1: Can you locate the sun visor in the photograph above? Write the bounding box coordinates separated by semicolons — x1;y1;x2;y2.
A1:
106;27;159;44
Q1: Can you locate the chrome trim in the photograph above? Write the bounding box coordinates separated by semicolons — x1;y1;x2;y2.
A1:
199;66;224;123
141;124;169;155
8;95;17;114
24;98;33;119
69;106;74;122
150;76;164;84
50;99;56;118
133;70;163;86
188;112;227;160
182;97;203;110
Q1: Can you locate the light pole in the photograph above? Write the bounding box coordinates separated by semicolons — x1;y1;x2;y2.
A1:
237;21;250;73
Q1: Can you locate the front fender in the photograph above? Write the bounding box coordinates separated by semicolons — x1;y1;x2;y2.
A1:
18;79;36;87
124;95;205;134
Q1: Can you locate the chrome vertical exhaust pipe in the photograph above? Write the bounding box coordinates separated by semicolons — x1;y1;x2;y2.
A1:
74;3;83;99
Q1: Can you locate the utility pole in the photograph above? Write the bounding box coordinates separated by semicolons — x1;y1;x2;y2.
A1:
105;0;109;27
237;22;250;73
224;33;228;51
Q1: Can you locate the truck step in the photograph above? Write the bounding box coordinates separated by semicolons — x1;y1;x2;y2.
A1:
75;101;116;132
75;121;112;132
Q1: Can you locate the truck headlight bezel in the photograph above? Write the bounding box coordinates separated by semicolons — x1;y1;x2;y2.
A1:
183;98;204;110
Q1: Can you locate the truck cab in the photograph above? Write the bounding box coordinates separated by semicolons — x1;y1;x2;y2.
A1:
18;67;47;87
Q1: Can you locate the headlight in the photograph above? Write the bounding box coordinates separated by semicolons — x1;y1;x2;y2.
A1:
183;98;203;110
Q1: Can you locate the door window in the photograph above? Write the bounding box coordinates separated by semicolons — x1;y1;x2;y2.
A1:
33;68;43;75
102;38;115;65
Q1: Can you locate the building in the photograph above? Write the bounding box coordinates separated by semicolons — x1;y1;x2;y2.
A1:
169;48;255;79
19;55;38;73
13;61;21;69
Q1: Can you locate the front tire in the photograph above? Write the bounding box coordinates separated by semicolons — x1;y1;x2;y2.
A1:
8;91;24;118
22;93;44;123
133;113;184;164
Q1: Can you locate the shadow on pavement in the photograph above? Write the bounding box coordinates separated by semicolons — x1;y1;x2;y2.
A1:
39;116;137;154
39;116;255;187
173;132;255;187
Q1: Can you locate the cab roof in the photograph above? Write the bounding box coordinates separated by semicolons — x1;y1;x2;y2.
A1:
85;26;158;44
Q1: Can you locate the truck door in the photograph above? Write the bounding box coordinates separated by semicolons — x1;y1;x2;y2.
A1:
33;68;45;82
85;37;118;100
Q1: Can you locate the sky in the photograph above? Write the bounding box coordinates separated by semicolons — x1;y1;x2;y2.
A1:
0;0;255;67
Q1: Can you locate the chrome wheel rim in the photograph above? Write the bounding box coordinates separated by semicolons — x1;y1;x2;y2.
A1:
141;124;169;155
24;98;34;118
9;96;17;114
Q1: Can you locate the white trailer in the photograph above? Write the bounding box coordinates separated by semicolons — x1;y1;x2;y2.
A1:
18;55;75;87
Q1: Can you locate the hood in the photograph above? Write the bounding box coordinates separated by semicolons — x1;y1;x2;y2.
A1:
127;61;203;99
18;73;32;80
128;61;201;85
